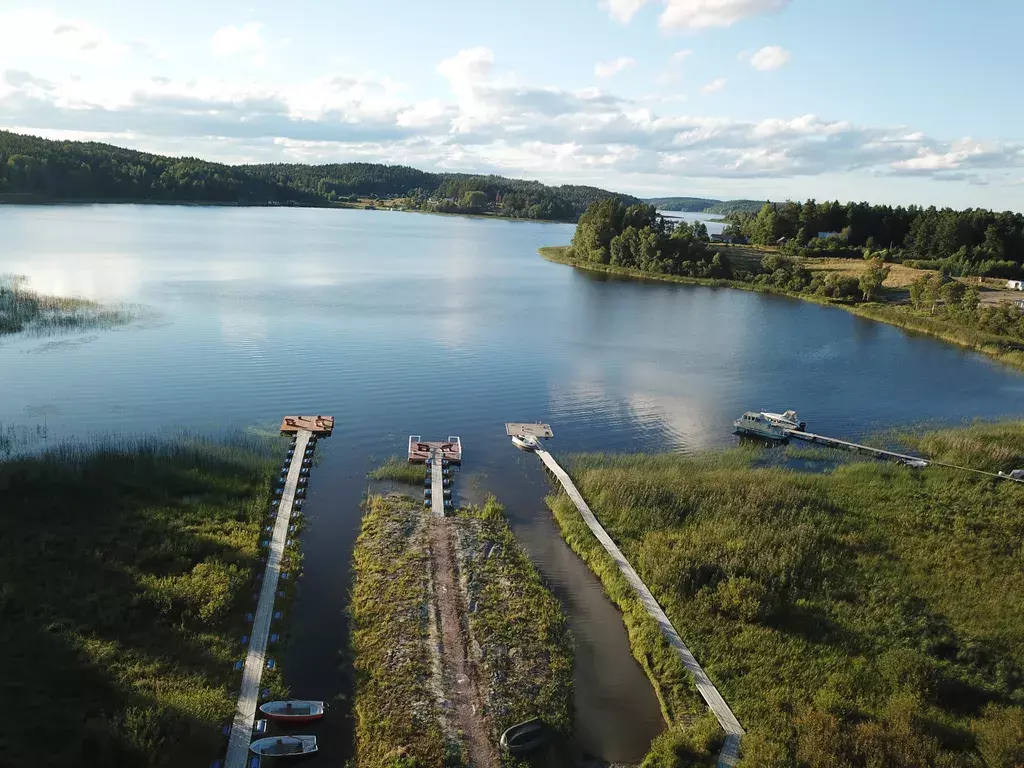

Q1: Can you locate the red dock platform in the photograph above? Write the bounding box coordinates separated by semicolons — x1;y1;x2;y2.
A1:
280;415;335;436
408;435;462;464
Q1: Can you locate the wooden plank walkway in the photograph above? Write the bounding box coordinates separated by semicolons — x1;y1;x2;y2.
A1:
430;450;445;518
786;430;927;463
224;429;312;768
535;448;744;768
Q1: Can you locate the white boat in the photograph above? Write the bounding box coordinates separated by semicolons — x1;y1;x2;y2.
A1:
761;410;806;431
249;735;318;757
734;412;788;440
511;435;540;452
901;458;929;469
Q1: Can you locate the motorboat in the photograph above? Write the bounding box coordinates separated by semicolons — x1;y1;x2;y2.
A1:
901;458;929;469
499;718;552;755
258;700;326;723
249;735;318;757
734;412;788;441
761;409;806;431
511;434;540;452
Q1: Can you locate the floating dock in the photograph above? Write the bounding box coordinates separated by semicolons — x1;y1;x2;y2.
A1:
408;435;462;464
280;415;334;435
223;418;331;768
505;422;554;439
524;430;743;768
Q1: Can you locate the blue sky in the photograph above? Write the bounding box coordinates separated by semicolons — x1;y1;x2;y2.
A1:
1;0;1022;209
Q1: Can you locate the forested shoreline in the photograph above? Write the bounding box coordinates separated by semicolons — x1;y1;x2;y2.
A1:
724;201;1024;278
0;131;638;222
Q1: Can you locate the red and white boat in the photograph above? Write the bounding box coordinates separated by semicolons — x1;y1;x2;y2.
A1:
258;700;326;723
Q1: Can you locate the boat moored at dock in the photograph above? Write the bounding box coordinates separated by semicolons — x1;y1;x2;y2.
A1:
734;412;788;440
258;700;325;722
511;434;540;451
249;735;318;757
761;409;806;431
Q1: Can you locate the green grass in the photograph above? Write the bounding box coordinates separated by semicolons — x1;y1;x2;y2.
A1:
453;497;573;750
538;246;1024;372
350;494;444;768
545;427;1024;767
0;275;132;336
351;495;574;768
367;455;426;485
0;434;279;768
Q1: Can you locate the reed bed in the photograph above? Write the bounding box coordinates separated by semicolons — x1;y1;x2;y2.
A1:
548;424;1024;767
0;432;278;767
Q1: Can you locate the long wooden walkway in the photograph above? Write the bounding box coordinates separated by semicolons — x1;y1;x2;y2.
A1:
430;450;445;518
224;429;312;768
535;448;744;768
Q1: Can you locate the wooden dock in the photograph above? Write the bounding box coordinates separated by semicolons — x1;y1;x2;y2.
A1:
534;447;744;768
786;429;928;463
408;435;462;464
505;422;554;439
280;415;334;435
224;428;316;768
430;450;445;518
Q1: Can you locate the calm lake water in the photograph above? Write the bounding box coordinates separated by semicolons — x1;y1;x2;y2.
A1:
3;204;1024;763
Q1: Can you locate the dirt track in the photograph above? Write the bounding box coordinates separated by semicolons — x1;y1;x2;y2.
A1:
429;517;496;768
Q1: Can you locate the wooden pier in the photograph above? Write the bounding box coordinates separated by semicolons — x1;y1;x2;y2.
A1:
531;443;743;768
280;415;334;435
408;435;462;464
224;420;329;768
785;429;928;463
430;450;446;518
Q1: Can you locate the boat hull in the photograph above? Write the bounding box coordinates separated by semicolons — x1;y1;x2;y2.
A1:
500;718;552;755
249;736;318;757
258;700;325;723
511;436;538;452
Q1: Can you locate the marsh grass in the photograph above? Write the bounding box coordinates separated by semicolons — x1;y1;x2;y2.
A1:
350;494;444;768
0;432;279;767
367;455;425;485
547;426;1024;766
453;498;573;754
0;274;133;336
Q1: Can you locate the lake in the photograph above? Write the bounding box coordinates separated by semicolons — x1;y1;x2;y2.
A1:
3;204;1024;764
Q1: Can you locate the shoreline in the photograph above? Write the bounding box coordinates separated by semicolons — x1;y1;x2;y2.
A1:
0;196;577;224
539;245;1024;372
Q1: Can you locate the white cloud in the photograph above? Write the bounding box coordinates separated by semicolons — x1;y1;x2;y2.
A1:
437;47;494;85
595;57;636;78
600;0;651;23
672;49;695;64
746;45;791;71
210;22;266;62
602;0;791;29
700;77;728;95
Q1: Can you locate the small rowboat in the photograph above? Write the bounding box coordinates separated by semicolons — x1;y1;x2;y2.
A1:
511;435;540;452
499;718;552;755
258;700;326;723
249;735;318;757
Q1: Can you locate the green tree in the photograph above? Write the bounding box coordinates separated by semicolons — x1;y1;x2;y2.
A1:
858;259;890;302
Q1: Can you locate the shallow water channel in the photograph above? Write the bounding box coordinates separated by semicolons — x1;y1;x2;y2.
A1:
3;205;1024;763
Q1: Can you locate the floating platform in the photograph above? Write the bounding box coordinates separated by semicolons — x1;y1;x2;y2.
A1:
408;435;462;464
280;415;335;435
505;422;554;439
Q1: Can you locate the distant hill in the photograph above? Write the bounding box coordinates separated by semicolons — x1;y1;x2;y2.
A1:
646;196;766;215
0;130;640;222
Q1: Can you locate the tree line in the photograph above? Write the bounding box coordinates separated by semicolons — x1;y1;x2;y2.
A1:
0;131;637;222
724;200;1024;277
570;198;731;279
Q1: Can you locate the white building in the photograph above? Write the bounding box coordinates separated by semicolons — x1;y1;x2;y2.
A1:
1007;280;1024;290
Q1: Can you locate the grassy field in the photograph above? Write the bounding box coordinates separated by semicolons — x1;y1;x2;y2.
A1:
545;423;1024;767
538;246;1024;371
351;494;573;768
0;435;278;768
0;275;132;335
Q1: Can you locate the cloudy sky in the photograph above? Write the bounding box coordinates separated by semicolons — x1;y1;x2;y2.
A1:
2;0;1023;209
